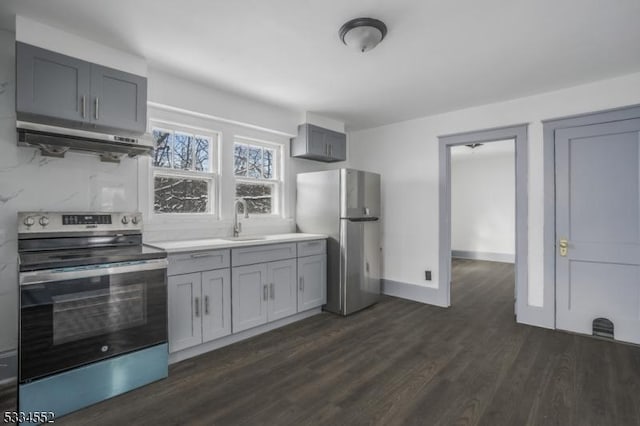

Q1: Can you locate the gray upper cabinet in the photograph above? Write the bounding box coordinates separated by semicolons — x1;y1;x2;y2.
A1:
291;123;347;162
16;42;91;124
90;64;147;133
16;42;147;134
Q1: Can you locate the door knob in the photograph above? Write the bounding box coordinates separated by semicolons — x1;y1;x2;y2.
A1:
559;238;568;257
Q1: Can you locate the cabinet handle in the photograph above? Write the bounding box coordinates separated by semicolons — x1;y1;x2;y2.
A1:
324;144;328;156
204;295;210;315
95;97;99;120
263;284;268;301
329;144;332;157
194;297;200;317
81;95;86;118
299;276;304;291
270;283;275;299
190;253;216;259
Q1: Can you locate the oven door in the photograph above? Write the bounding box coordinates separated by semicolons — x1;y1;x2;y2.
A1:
19;259;167;382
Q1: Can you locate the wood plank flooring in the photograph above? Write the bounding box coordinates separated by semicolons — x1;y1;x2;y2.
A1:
3;259;640;425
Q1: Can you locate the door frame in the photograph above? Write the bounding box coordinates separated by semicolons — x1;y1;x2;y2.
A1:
438;124;528;319
542;103;640;329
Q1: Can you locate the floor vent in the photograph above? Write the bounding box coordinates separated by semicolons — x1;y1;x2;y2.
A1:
593;318;614;339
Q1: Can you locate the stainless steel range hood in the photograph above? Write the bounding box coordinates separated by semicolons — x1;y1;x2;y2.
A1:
17;121;154;163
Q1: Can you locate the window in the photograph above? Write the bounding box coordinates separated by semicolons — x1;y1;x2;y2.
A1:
234;139;281;215
151;124;218;214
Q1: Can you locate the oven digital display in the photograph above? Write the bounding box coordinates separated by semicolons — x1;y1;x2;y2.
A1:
63;215;112;225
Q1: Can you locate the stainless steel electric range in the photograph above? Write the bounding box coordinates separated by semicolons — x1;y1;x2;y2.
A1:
17;212;168;421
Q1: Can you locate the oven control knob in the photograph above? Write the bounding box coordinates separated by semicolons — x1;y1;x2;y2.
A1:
131;216;140;225
39;216;49;227
121;216;129;225
23;216;35;227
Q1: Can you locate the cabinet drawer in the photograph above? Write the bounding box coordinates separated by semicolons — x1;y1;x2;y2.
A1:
297;240;326;257
232;243;296;267
168;249;230;276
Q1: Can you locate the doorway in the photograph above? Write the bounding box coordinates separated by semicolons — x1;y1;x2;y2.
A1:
450;140;516;305
438;124;528;319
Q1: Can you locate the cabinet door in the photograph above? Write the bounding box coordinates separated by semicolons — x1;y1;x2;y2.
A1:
326;132;346;161
168;273;202;352
201;269;231;343
307;125;329;158
232;264;268;333
90;64;147;133
267;259;297;322
298;255;327;312
16;42;91;123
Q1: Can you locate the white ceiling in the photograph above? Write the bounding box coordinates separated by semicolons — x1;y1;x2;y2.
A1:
1;0;639;130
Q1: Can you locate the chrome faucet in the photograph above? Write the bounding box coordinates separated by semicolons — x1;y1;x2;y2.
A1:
233;199;249;237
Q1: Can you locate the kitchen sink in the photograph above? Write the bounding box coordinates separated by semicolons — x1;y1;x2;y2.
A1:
222;236;267;242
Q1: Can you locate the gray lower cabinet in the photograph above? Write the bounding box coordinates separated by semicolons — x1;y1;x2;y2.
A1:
232;258;297;333
168;268;231;352
268;259;298;321
297;254;327;312
166;239;326;356
16;42;147;134
231;263;268;333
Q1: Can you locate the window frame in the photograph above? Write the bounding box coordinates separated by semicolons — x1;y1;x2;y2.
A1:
149;120;220;218
233;136;284;217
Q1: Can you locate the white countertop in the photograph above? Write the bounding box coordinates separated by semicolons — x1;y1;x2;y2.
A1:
147;233;327;253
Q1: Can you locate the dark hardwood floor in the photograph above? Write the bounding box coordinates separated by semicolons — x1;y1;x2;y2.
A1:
3;259;640;425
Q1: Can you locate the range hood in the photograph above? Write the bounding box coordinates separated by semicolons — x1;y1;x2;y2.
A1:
17;121;154;163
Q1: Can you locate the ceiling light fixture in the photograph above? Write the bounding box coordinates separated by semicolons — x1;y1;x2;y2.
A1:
339;18;387;53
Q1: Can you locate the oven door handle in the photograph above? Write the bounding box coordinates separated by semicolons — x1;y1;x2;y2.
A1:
19;258;168;285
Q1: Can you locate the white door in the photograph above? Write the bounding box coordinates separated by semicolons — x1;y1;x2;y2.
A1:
168;273;202;352
201;269;231;343
555;118;640;344
232;264;268;333
298;255;327;312
268;259;297;321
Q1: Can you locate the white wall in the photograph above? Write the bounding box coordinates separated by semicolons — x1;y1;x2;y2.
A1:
0;21;342;354
451;141;515;260
140;70;346;243
16;16;147;76
349;71;640;325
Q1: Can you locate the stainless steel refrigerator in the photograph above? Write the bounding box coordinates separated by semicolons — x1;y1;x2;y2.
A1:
296;169;381;315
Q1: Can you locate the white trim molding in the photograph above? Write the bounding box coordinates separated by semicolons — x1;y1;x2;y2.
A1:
451;250;515;263
148;102;296;138
439;124;538;326
381;280;448;308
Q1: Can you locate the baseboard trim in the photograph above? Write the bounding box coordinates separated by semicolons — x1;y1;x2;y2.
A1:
517;304;555;330
0;350;17;384
169;307;323;364
452;250;515;263
381;279;448;308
